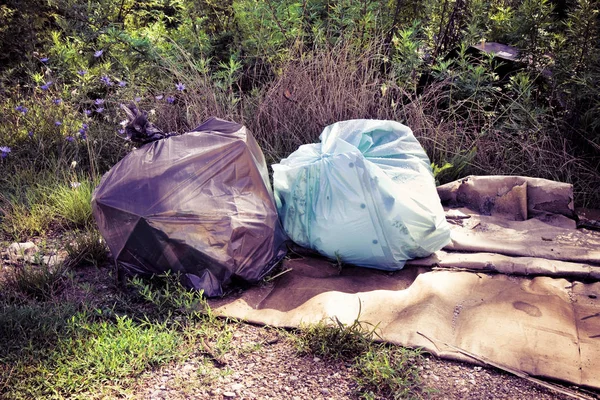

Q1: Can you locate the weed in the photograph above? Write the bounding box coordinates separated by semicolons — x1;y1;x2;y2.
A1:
0;190;54;241
294;310;425;399
128;271;209;321
355;345;424;400
2;313;182;399
49;315;180;396
0;301;78;359
3;259;70;301
64;227;108;268
295;315;377;361
47;177;96;228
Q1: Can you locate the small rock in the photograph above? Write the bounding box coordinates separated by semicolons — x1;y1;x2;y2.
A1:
474;366;482;371
7;242;39;260
313;357;321;362
231;383;244;391
223;392;236;398
320;388;330;395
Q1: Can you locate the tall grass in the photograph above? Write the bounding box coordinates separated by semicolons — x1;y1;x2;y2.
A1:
168;41;600;206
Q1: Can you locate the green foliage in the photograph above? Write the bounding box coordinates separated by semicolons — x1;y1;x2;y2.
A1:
64;227;108;268
294;311;424;399
0;182;55;241
391;22;427;90
47;176;96;228
2;313;181;399
40;314;180;398
0;261;230;399
0;302;79;359
355;346;424;400
128;272;210;322
296;315;377;361
0;0;599;214
3;261;70;302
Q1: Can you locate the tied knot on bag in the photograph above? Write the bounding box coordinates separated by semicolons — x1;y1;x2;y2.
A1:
119;103;173;144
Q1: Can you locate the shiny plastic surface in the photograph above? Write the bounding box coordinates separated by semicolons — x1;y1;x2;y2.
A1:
272;119;450;270
92;117;287;296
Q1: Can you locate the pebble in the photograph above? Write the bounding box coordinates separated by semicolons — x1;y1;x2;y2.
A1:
231;383;244;391
223;391;236;398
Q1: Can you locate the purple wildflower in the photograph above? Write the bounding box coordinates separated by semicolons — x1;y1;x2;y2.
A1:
84;109;92;116
166;96;175;104
96;107;104;113
94;50;104;58
66;136;74;142
134;96;142;102
53;98;62;105
28;131;34;138
78;123;88;138
0;146;10;158
118;128;125;135
175;82;185;91
15;105;28;114
155;95;164;100
100;75;113;86
55;121;62;126
118;80;127;87
78;69;87;76
40;81;53;90
94;98;105;105
40;57;49;63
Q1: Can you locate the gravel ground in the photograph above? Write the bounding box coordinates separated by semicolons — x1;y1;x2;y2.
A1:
137;323;593;400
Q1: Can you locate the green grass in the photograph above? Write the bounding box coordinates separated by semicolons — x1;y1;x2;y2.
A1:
295;315;377;361
64;227;108;268
2;314;182;400
3;257;71;302
46;177;96;228
40;315;181;399
0;189;55;241
0;175;96;241
294;313;425;399
355;346;425;400
0;267;233;399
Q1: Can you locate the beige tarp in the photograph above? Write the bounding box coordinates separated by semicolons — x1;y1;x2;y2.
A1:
209;176;600;390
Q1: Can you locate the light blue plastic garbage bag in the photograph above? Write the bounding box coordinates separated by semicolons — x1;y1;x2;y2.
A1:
272;119;451;270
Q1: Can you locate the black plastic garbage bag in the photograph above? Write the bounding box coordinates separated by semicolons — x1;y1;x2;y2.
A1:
92;112;287;296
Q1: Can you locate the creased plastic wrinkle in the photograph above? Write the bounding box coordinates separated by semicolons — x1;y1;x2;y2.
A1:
272;119;451;270
91;117;287;297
